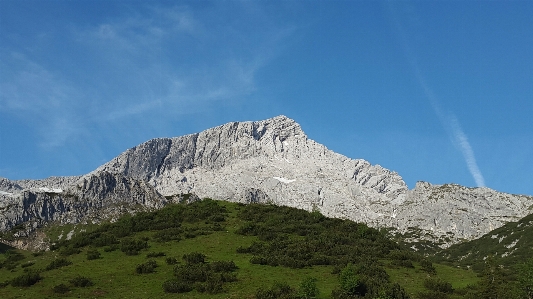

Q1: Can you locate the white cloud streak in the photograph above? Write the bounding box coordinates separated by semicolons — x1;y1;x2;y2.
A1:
387;2;486;187
1;4;290;150
450;117;485;187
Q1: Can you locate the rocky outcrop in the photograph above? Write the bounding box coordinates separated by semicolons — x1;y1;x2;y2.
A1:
391;182;533;244
0;172;165;239
0;177;23;194
1;115;532;248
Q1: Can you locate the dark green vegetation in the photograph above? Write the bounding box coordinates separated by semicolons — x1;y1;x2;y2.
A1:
436;212;533;270
1;198;529;298
432;211;533;299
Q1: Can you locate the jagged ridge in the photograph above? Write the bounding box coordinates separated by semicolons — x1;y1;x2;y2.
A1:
1;115;533;249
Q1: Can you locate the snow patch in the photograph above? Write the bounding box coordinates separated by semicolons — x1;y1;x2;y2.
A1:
66;229;75;240
505;239;519;249
0;191;13;196
273;177;296;184
38;187;63;193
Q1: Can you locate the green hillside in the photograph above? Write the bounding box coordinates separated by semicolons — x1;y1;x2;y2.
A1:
0;199;516;299
435;212;533;271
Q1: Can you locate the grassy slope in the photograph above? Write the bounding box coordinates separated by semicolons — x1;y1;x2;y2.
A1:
0;200;479;299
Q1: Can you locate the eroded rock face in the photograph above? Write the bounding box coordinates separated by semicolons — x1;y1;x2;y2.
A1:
0;172;165;239
1;115;533;248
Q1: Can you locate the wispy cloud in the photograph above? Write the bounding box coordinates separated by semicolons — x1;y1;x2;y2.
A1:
387;2;486;187
450;116;485;187
1;3;292;149
0;52;85;148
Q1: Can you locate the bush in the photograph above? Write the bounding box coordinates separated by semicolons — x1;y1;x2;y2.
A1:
136;260;158;274
250;256;268;265
52;283;71;294
162;279;193;293
21;261;35;268
146;251;166;258
423;278;453;293
4;249;26;262
120;238;148;255
299;277;320;299
420;259;437;275
391;259;414;268
103;245;119;252
205;275;224;294
210;260;238;272
174;263;209;282
255;282;298;299
183;252;206;264
11;272;42;287
416;290;450;299
165;257;178;265
153;228;182;242
339;264;367;296
69;275;93;287
86;249;101;260
45;258;72;271
59;246;81;256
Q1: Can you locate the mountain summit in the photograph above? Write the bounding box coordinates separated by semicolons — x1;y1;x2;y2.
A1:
1;116;532;248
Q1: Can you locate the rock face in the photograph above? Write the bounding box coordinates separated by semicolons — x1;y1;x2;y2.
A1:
1;115;533;247
0;172;166;246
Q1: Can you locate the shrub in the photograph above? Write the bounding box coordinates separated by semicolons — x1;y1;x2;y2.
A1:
255;282;298;299
103;245;119;252
21;261;35;268
339;264;367;296
69;275;93;287
162;279;193;293
165;257;178;265
423;278;454;293
210;260;238;272
91;232;118;247
154;228;182;242
205;275;223;294
86;249;101;260
183;252;206;264
299;277;320;299
391;259;414;268
45;258;72;271
250;256;268;265
4;249;25;262
174;263;209;282
420;259;437;275
146;251;166;258
120;238;148;255
52;283;70;294
135;260;158;274
59;246;81;256
416;291;450;299
11;272;42;287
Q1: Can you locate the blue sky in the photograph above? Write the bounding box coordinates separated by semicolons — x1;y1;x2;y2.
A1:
1;1;532;196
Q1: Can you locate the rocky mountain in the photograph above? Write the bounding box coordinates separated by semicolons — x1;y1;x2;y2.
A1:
1;115;532;248
0;172;166;249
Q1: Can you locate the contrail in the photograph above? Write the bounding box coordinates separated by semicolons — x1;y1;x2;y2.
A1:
416;69;486;187
387;2;486;187
450;117;486;187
